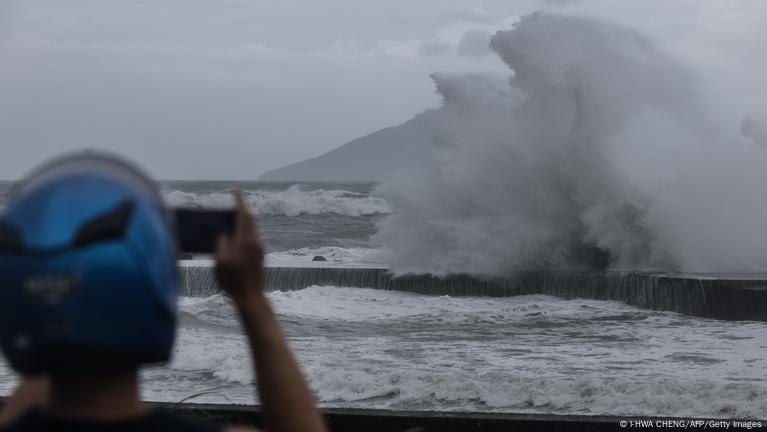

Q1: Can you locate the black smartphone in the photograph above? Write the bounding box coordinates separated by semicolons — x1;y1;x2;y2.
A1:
174;208;236;254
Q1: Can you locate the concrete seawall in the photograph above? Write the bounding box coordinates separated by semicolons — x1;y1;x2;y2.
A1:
178;265;767;321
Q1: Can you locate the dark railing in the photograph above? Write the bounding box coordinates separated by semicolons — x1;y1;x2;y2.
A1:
3;399;762;432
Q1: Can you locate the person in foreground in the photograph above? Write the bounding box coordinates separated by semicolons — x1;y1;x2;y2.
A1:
0;153;326;432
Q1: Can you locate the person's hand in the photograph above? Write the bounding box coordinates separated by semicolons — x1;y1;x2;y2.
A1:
216;194;326;432
215;192;265;302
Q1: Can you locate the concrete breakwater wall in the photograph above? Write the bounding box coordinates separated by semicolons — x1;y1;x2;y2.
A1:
178;265;767;321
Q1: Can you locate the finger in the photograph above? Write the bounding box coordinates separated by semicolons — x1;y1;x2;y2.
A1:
233;191;256;238
215;234;231;260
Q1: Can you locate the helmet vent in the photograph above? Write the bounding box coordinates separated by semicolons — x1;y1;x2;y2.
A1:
74;200;135;247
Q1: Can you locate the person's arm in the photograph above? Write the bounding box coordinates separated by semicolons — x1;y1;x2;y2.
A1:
216;192;326;432
0;376;49;426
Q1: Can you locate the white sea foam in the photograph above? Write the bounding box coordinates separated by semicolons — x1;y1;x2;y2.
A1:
0;361;18;397
266;286;606;323
178;247;386;268
303;367;767;417
142;287;767;417
164;185;390;217
265;246;386;268
169;323;252;385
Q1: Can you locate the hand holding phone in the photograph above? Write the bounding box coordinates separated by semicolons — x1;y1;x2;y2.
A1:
214;192;265;299
174;208;236;254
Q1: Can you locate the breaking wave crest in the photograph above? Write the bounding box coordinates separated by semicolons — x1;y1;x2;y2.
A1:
164;185;390;217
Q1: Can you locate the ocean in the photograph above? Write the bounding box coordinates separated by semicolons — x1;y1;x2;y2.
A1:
1;181;766;418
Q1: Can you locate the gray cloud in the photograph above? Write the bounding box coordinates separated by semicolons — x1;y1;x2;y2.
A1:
418;40;454;57
0;0;764;179
457;29;493;58
0;0;513;179
541;0;584;7
742;117;767;148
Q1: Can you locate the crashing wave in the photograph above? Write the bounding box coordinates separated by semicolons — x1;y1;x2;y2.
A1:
374;13;767;275
164;185;390;217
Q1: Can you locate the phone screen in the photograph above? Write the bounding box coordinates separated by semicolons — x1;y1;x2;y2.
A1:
174;208;236;254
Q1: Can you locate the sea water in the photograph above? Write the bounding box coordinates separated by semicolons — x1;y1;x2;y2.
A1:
0;181;766;418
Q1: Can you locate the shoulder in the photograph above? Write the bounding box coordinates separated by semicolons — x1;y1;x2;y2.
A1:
0;409;42;432
0;410;45;432
0;409;242;432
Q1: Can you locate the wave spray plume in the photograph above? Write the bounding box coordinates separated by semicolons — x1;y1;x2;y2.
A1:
374;13;767;276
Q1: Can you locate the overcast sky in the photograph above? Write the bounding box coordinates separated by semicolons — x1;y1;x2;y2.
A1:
0;0;764;179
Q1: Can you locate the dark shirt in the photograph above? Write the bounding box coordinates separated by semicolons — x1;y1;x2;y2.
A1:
0;409;226;432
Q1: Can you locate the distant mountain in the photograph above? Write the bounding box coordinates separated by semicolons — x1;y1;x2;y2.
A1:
259;114;435;182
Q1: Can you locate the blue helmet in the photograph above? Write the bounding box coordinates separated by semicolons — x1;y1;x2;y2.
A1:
0;152;177;375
